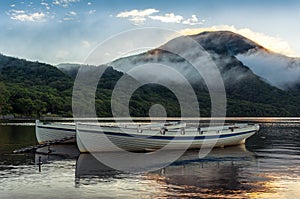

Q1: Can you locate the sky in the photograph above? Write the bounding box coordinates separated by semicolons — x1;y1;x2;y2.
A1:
1;0;300;65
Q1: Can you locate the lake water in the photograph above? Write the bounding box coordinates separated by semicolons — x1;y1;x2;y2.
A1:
0;120;300;198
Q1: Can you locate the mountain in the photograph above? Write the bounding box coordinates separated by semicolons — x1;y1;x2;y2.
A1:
112;31;300;91
0;31;300;117
111;31;260;87
189;31;300;91
189;31;263;55
111;31;300;116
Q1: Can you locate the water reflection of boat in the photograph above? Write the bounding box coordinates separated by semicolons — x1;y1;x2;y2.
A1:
75;145;255;183
75;153;120;178
145;146;258;198
34;144;79;164
172;144;254;164
77;123;259;152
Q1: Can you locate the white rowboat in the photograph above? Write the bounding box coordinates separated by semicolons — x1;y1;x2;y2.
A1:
76;123;259;153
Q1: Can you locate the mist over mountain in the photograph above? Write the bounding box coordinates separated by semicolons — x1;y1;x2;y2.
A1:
237;50;300;91
111;31;300;92
191;31;300;91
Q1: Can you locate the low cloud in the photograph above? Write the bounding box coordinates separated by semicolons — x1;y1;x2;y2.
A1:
63;11;77;21
66;11;77;16
128;17;146;25
41;2;51;10
117;8;159;18
81;40;91;48
116;8;204;26
52;0;80;8
180;25;295;57
55;50;70;61
9;9;46;22
182;15;205;25
149;13;183;23
116;8;159;25
88;10;96;15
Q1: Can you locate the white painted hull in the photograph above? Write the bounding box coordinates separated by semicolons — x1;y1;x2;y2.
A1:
35;121;76;144
76;123;259;153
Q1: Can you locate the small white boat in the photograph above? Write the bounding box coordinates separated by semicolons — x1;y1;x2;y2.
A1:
76;123;259;153
35;120;185;145
35;120;76;144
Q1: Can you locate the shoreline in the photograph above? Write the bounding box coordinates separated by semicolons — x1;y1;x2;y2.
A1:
1;117;300;124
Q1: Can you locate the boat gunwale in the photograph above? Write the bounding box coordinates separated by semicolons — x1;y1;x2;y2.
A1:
76;127;257;141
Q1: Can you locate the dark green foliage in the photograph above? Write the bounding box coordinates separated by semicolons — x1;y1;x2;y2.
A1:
0;81;12;115
0;54;72;117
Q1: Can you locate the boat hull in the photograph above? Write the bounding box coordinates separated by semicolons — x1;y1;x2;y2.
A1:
35;121;76;144
76;124;258;153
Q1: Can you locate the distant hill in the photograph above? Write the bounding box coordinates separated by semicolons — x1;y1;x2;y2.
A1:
0;54;73;117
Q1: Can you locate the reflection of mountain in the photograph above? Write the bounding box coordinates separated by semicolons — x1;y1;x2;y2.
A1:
1;31;300;117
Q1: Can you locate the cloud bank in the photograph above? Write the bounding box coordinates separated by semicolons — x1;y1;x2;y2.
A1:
237;50;300;90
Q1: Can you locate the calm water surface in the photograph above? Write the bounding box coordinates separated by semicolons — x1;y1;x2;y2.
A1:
0;120;300;198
